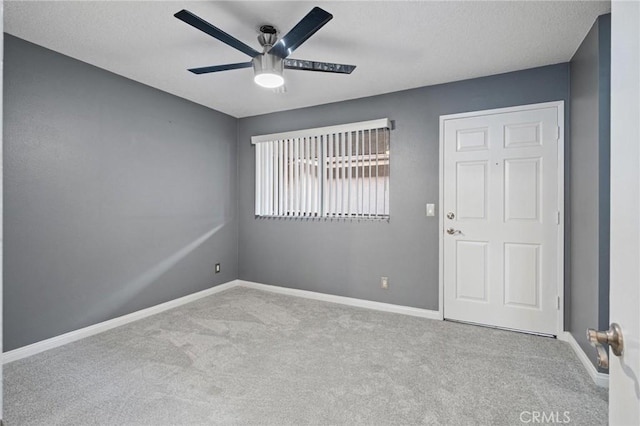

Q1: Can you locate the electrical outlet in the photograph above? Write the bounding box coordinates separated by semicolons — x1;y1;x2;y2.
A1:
381;276;389;289
215;263;221;274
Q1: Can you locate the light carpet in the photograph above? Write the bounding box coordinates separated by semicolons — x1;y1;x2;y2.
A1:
4;286;608;425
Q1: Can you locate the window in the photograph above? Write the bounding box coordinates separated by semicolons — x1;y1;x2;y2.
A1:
252;119;390;219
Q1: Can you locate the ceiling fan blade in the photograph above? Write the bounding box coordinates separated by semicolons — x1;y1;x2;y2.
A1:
268;7;332;59
284;59;356;74
188;62;253;75
175;9;260;58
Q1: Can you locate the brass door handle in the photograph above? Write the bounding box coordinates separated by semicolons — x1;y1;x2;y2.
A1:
587;323;624;369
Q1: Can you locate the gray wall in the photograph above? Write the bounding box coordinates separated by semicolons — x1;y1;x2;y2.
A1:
238;64;570;310
3;35;239;351
568;14;610;370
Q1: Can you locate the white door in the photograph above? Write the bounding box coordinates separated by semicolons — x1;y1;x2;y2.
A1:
609;1;640;424
0;6;4;421
441;102;562;336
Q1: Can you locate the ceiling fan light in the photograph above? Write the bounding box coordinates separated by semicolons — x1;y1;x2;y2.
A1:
253;53;284;89
254;72;285;89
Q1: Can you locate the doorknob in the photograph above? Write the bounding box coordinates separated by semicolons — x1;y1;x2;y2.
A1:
446;228;460;235
446;212;455;220
586;323;624;369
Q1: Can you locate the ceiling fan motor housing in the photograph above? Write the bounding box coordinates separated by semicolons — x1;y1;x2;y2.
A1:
252;53;284;88
258;25;278;49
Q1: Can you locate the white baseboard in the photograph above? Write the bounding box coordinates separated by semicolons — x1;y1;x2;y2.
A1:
4;279;441;364
558;331;609;388
2;280;239;364
5;277;606;391
237;280;442;320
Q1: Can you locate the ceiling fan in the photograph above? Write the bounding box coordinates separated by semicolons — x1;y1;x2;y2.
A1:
174;7;356;89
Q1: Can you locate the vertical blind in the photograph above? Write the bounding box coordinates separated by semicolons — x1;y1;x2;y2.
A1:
252;119;391;219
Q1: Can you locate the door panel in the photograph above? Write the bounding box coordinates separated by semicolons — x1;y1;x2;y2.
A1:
455;241;489;302
442;104;561;335
504;157;541;222
456;161;488;219
504;243;540;308
504;122;541;148
456;128;489;151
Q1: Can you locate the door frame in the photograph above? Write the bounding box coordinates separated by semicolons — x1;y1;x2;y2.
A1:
437;100;565;336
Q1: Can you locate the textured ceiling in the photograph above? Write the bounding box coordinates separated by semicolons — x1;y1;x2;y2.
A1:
5;1;610;118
